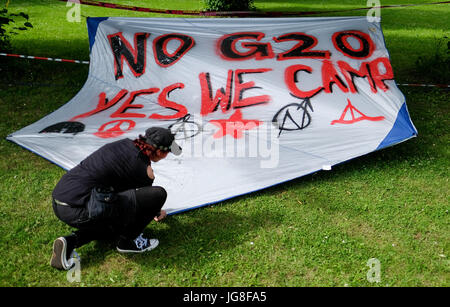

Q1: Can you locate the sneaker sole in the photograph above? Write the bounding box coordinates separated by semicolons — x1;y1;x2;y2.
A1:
50;237;71;270
116;239;159;253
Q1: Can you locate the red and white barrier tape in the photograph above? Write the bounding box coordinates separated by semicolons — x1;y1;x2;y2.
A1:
0;52;89;64
60;0;450;17
397;83;449;88
2;52;448;88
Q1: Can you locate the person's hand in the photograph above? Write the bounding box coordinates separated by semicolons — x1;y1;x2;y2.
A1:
154;210;167;222
147;165;155;180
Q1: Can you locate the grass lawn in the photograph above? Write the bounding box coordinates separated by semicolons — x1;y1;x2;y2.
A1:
0;0;448;287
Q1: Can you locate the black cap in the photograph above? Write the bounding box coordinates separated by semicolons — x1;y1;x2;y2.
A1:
144;127;182;156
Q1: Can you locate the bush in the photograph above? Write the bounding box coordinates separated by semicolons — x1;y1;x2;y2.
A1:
415;36;450;84
205;0;254;11
0;8;33;52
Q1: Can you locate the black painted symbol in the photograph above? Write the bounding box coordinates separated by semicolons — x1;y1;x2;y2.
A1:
272;98;314;137
168;114;202;140
39;121;85;135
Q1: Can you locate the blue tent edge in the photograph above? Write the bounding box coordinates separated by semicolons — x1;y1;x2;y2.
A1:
376;102;418;151
87;17;109;53
5;136;70;171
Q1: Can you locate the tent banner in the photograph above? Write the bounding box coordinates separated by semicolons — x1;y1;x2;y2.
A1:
7;17;417;214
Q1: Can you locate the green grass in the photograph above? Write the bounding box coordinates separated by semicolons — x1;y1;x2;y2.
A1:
0;0;449;287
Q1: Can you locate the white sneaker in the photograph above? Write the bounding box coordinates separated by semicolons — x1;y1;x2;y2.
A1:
50;237;79;270
116;233;159;253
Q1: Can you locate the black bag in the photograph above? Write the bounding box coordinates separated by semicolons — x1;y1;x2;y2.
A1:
87;186;118;220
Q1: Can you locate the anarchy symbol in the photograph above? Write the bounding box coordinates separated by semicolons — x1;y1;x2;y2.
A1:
168;114;202;140
272;98;314;137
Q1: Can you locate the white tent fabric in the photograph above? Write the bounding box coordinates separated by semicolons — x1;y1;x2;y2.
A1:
7;17;417;214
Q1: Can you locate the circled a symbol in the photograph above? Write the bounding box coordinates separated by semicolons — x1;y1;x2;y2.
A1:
272;99;314;137
93;120;136;139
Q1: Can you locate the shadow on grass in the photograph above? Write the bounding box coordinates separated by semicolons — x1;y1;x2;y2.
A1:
79;208;284;270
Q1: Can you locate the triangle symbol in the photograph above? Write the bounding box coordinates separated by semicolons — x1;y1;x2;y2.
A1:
331;99;385;125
